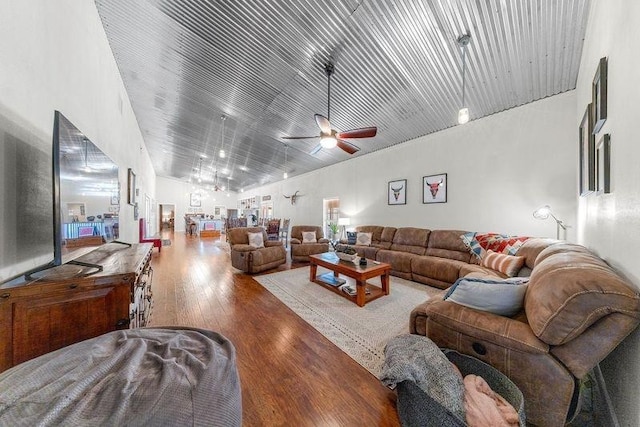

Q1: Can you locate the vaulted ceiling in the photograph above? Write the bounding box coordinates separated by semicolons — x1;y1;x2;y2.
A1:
95;0;590;193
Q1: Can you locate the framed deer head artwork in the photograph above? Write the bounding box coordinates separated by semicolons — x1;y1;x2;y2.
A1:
423;173;447;204
388;179;407;205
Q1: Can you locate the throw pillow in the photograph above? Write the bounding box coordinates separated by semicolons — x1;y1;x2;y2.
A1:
247;232;264;248
346;231;357;245
301;231;317;243
444;277;529;317
460;232;530;260
356;232;372;246
481;250;525;277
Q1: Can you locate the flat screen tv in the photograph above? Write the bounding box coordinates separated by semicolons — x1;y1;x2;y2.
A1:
1;110;120;284
0;109;57;283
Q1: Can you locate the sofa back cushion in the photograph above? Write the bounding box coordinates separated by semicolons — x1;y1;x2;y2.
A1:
291;225;324;240
380;227;397;248
355;226;384;244
514;238;559;269
228;227;267;245
525;247;640;345
390;227;430;255
426;230;472;263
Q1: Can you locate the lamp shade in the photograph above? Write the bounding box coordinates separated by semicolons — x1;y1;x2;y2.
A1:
338;217;350;226
533;205;551;220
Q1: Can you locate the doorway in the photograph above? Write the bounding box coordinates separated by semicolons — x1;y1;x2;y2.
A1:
159;204;175;231
323;198;339;240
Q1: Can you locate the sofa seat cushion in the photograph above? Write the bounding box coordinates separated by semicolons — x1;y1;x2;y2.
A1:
375;249;417;278
411;256;467;287
413;299;548;354
354;245;380;260
390;227;431;255
526;249;640;345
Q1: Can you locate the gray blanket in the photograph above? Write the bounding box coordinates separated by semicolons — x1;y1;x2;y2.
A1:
380;334;466;422
0;327;241;426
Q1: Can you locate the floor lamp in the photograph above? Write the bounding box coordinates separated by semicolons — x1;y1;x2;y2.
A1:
533;205;566;240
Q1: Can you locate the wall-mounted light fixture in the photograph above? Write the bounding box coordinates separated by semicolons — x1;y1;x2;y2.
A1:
533;205;566;239
457;34;471;125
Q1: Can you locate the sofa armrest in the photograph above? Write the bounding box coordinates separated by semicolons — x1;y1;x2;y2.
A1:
264;240;284;248
232;244;255;252
290;238;301;245
420;300;549;354
318;238;330;243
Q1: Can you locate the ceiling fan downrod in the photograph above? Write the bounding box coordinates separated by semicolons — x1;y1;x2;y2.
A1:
324;61;334;122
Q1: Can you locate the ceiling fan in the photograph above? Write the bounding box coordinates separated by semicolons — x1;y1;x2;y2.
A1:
283;61;377;155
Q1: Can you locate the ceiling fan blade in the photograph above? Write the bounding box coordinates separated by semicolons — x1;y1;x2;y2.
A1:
282;135;318;140
309;144;323;155
336;139;360;155
314;114;332;134
337;126;377;139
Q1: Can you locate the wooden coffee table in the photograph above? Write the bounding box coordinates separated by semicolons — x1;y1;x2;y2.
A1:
309;253;391;307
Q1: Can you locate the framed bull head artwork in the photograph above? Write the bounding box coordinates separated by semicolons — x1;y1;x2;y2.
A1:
423;173;447;204
388;179;407;205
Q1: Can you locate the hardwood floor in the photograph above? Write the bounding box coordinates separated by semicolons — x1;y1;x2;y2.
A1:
151;230;401;426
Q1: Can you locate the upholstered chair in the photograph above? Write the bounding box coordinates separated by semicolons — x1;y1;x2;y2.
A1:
228;227;286;273
289;225;330;262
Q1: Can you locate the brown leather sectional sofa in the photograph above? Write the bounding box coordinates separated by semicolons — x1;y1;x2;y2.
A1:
345;225;640;426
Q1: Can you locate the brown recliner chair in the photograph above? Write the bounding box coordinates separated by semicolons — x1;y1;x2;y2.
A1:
290;225;330;262
410;240;640;426
228;227;286;273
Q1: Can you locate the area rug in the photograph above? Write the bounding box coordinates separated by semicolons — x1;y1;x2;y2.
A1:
254;267;441;378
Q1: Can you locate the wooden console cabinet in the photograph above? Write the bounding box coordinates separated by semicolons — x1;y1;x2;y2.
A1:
0;242;153;372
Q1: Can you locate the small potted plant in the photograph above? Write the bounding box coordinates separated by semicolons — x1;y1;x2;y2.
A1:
328;222;339;241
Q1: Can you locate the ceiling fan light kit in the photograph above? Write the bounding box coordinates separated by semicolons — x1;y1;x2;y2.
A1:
457;34;471;125
282;61;377;156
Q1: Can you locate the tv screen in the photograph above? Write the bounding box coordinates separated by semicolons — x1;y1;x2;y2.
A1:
0;109;56;283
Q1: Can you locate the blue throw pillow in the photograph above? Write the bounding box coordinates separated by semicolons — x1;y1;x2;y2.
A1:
347;231;357;245
444;277;529;317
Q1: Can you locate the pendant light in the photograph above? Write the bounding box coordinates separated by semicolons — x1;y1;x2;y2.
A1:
457;34;471;125
218;115;226;158
283;144;289;179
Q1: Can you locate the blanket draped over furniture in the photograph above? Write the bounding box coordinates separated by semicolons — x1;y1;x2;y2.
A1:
341;225;640;426
0;327;242;426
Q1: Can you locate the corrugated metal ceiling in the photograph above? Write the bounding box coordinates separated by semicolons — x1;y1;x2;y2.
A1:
94;0;590;192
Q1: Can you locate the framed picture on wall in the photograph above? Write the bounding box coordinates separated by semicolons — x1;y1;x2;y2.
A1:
592;57;608;134
423;173;447;204
190;192;202;207
596;133;611;194
127;168;136;205
579;103;595;195
388;179;407;205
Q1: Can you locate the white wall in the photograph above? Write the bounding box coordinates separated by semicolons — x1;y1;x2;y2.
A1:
0;0;155;243
251;91;577;240
156;176;238;232
576;1;640;425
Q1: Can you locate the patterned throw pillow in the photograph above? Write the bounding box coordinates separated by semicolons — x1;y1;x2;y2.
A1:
481;250;526;277
302;231;317;243
247;232;264;248
356;232;372;246
461;232;529;260
444;276;529;316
